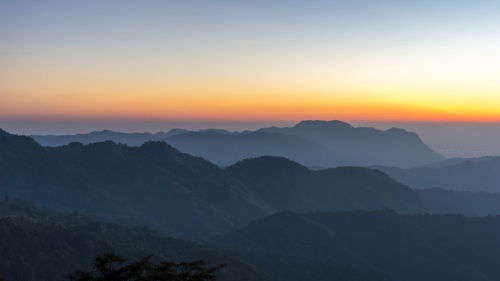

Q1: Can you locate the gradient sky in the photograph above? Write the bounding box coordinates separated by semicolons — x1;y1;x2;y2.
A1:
1;0;500;125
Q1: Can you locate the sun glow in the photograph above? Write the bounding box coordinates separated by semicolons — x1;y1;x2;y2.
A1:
1;0;499;123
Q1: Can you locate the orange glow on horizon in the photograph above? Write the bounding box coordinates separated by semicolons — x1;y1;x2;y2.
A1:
2;93;500;123
2;1;500;125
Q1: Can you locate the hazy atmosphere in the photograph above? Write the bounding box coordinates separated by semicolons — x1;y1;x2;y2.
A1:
1;1;500;281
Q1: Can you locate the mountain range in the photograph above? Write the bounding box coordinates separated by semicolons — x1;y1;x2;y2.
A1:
3;128;500;238
31;120;444;168
0;129;272;235
4;127;500;281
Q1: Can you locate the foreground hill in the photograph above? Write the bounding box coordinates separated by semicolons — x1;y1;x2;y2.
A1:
376;156;500;192
0;199;262;281
0;130;271;235
227;156;425;213
30;120;443;168
211;210;500;281
228;156;500;216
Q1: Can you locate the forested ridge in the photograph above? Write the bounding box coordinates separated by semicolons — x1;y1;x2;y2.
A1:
0;199;261;281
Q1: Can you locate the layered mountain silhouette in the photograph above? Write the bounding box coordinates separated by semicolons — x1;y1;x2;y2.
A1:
31;120;443;168
3;128;500;238
376;156;500;192
5;127;500;281
32;129;186;147
0;130;272;235
211;210;500;281
166;131;342;168
0;199;262;281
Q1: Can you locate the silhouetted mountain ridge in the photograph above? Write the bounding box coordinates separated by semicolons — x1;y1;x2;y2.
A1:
0;132;272;235
30;120;443;168
257;120;443;167
3;128;500;238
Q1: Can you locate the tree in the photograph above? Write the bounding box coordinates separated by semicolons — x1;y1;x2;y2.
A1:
66;252;225;281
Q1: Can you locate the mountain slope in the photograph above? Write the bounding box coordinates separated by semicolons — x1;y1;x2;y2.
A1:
0;130;272;235
0;199;263;281
227;156;425;213
212;210;500;281
376;156;500;192
211;211;393;281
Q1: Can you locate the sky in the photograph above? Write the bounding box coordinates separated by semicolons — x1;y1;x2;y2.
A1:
1;0;500;124
1;0;500;157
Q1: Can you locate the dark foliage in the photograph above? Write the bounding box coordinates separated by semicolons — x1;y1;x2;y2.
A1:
0;199;262;281
67;253;224;281
212;210;500;281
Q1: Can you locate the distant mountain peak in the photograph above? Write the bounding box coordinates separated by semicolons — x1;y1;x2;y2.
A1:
229;156;310;174
295;120;353;129
385;127;414;135
165;128;190;134
385;127;408;133
66;141;85;148
88;129;115;134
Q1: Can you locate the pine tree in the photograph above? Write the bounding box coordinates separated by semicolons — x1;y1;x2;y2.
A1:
66;252;224;281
